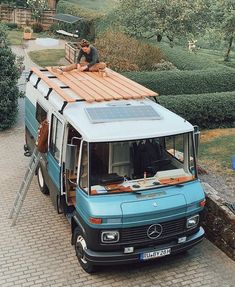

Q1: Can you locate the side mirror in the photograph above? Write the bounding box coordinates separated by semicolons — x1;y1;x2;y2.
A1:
65;144;77;171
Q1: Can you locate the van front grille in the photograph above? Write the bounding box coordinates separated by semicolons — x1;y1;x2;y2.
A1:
120;217;186;244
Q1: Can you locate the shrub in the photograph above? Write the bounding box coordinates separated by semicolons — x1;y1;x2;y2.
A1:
5;23;18;30
32;22;43;33
0;24;21;130
152;59;177;71
156;42;226;71
157;91;235;129
24;27;32;33
124;68;235;95
95;30;163;72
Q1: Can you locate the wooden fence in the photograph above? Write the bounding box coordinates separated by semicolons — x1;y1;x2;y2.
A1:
65;42;80;63
0;5;55;29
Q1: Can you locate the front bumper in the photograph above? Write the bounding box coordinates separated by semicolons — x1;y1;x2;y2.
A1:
85;227;204;265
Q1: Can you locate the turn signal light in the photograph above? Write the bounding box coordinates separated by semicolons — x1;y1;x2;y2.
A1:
89;217;102;224
199;199;206;207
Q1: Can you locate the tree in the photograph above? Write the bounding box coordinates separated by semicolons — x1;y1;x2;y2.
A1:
211;0;235;61
0;25;21;130
26;0;48;23
116;0;212;43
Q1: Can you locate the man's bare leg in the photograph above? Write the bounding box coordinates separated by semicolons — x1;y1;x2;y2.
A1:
51;63;77;74
89;62;106;72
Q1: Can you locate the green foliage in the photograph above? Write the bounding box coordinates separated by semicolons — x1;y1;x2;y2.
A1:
0;24;21;130
56;1;103;21
95;30;163;71
116;0;211;40
66;0;117;12
124;68;235;95
26;0;48;23
32;22;43;33
156;42;227;70
5;23;18;30
0;0;27;7
157;91;235;128
56;1;103;40
210;0;235;61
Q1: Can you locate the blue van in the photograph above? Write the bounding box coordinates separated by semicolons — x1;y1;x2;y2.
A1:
25;67;205;273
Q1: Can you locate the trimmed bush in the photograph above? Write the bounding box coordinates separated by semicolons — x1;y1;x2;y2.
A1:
156;42;227;71
157;91;235;129
124;68;235;95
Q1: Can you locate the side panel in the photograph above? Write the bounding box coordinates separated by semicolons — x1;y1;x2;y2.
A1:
47;151;61;191
25;97;38;139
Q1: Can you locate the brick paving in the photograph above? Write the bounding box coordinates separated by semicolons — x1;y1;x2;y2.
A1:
0;41;234;287
0;121;235;287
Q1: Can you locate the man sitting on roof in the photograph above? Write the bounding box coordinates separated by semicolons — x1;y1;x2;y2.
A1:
52;39;106;73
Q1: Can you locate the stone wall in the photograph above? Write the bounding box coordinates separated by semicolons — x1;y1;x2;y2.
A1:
201;183;235;261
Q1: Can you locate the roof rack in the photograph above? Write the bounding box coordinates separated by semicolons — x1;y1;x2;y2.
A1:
28;67;158;113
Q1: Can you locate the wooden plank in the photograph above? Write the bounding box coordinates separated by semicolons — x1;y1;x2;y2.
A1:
110;69;158;97
31;67;76;103
47;67;97;103
74;70;123;101
64;71;105;102
97;74;143;99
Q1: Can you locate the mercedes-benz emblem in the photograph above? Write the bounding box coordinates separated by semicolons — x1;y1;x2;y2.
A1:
147;224;163;239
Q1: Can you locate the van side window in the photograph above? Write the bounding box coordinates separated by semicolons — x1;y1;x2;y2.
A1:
49;114;63;162
36;103;47;123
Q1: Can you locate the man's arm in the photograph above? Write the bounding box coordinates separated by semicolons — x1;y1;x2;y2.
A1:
76;49;83;64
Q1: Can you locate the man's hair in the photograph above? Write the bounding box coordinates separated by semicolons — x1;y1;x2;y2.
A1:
80;39;90;47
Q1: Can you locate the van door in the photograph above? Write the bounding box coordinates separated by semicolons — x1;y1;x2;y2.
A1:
48;113;64;192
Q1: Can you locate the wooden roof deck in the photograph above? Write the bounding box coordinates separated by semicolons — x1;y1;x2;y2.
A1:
30;67;158;103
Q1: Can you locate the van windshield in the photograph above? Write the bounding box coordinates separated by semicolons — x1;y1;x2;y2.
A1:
80;133;197;195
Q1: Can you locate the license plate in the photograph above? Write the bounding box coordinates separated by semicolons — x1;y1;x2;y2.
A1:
140;248;171;260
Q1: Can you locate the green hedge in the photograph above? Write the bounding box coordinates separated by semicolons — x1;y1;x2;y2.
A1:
56;1;103;40
124;68;235;95
155;43;227;71
56;1;103;20
157;92;235;129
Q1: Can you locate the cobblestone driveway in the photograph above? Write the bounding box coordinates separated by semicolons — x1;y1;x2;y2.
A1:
0;124;235;287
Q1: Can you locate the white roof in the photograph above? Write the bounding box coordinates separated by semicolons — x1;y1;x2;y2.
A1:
62;99;193;142
28;68;193;142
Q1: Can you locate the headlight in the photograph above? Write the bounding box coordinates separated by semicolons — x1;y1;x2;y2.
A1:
187;214;199;229
101;231;119;243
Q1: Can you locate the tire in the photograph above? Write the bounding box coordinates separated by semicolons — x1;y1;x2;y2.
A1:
74;227;96;273
37;164;49;195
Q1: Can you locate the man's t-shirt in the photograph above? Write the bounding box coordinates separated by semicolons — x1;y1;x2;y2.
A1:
76;46;99;68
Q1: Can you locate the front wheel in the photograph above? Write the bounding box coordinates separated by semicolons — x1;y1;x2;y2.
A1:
37;164;49;195
74;227;96;273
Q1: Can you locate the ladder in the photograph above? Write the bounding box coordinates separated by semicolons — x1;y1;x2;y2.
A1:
9;148;41;226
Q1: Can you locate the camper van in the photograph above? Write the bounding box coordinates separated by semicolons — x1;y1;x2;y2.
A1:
25;67;205;273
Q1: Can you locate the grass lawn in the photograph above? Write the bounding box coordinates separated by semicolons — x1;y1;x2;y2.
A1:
67;0;117;11
7;30;54;45
28;49;65;67
199;128;235;176
7;30;24;45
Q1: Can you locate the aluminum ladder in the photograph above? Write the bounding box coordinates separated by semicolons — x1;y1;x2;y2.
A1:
9;148;41;226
